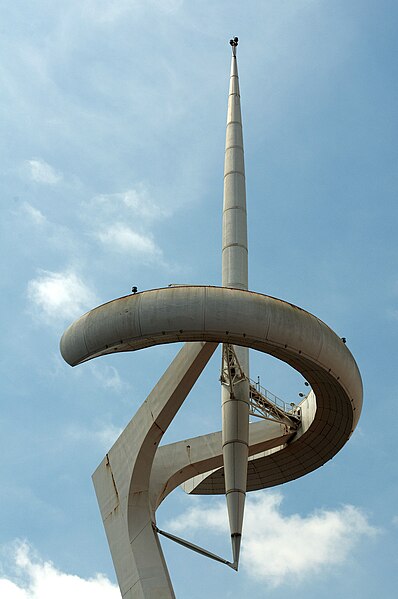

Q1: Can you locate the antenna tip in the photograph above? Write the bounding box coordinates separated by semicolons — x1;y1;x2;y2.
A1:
229;36;239;47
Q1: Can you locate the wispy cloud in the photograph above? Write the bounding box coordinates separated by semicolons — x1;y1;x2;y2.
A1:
168;491;377;587
93;186;169;222
27;269;97;325
0;540;119;598
86;185;167;264
96;223;162;260
90;363;127;392
25;159;62;185
21;202;47;225
66;422;122;450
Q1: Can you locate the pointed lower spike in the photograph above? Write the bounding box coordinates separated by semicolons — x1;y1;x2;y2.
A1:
231;533;242;569
222;373;249;566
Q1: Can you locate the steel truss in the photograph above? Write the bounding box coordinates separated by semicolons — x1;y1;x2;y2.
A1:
221;343;301;430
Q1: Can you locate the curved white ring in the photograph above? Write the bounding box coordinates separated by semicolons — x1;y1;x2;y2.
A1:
61;285;362;489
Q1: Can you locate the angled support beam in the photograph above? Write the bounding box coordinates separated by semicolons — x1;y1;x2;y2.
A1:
92;341;218;599
154;525;236;570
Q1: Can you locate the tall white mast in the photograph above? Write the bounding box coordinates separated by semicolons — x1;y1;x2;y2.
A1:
221;36;250;569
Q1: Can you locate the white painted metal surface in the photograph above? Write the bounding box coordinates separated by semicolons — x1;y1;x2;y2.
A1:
221;38;249;567
61;285;362;596
60;39;363;599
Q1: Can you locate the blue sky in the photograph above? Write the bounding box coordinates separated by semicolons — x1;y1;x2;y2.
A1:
1;1;397;597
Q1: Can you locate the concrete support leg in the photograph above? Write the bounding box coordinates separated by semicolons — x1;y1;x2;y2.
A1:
92;341;218;598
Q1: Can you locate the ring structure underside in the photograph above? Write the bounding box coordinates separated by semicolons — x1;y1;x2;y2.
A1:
61;285;362;489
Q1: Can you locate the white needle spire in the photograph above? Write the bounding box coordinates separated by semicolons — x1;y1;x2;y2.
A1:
221;36;250;569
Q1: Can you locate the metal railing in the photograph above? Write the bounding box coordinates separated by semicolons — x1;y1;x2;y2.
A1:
249;377;298;415
248;377;302;428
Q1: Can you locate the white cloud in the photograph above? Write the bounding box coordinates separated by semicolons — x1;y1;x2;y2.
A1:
21;202;47;225
25;159;62;185
27;269;97;324
87;186;167;264
168;499;229;535
167;491;377;587
96;223;162;259
93;187;168;222
90;363;126;392
392;515;398;527
66;422;122;450
0;541;119;599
